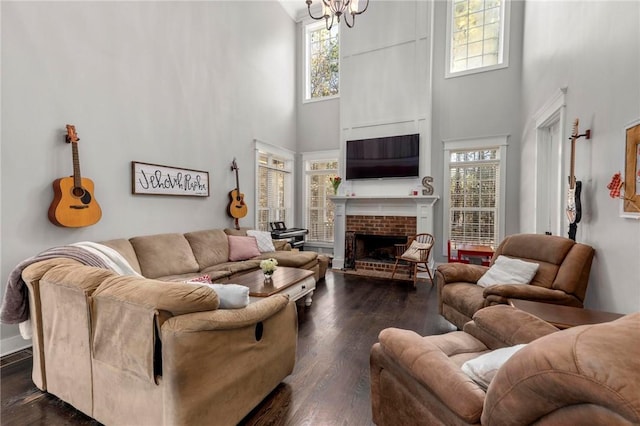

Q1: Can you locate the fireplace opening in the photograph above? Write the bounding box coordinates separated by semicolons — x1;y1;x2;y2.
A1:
355;234;408;263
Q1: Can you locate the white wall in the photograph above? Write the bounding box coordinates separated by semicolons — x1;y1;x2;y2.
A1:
519;1;640;314
430;0;525;259
0;1;296;353
340;0;433;198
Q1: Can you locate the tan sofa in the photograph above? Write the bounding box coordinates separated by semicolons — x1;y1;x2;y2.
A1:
437;233;595;329
20;227;326;425
370;305;640;425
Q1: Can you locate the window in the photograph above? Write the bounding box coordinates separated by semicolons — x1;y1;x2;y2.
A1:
443;136;508;249
255;142;293;232
445;0;510;78
303;152;339;243
304;21;339;101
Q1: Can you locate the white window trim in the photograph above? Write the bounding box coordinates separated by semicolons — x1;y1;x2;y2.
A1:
254;139;295;230
302;19;340;103
445;0;511;79
302;149;340;243
442;135;509;256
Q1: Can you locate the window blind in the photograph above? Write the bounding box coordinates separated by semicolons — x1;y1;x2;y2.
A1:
449;148;499;245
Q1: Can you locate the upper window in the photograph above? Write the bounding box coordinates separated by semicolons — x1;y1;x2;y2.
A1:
445;0;510;78
255;143;294;232
443;136;508;251
304;21;339;102
303;153;339;244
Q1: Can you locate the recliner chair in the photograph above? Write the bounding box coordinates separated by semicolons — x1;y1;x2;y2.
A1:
370;305;640;425
437;233;595;329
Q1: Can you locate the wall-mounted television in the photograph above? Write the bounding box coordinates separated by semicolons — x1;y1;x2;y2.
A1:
346;134;420;180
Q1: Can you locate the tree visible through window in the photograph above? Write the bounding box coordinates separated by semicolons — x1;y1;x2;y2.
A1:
447;0;509;76
305;158;338;242
449;148;500;245
305;21;339;100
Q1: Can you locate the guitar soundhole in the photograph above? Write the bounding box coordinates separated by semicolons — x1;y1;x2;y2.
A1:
72;187;92;205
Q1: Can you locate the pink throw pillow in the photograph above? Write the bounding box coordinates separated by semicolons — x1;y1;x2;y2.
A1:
228;235;261;261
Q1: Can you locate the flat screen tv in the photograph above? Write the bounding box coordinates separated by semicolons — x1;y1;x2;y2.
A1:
346;134;420;180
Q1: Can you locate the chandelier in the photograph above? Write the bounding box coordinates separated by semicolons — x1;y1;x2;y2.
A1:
306;0;370;30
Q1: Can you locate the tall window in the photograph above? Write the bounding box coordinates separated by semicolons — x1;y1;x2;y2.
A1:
303;153;339;243
305;21;339;101
256;143;293;232
443;136;507;249
445;0;510;77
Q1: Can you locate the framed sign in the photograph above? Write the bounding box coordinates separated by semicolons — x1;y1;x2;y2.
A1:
624;120;640;216
131;161;209;197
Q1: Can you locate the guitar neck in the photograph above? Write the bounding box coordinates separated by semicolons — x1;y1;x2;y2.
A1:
72;142;82;187
235;167;241;192
568;137;576;188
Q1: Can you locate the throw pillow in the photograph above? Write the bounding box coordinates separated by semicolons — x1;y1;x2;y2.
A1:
183;282;250;309
401;240;433;261
228;235;261;261
461;344;527;390
210;284;250;309
476;255;540;288
247;230;276;253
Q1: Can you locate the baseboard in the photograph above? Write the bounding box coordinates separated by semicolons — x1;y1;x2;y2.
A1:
1;335;32;357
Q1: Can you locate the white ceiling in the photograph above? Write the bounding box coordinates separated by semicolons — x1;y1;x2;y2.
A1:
278;0;309;22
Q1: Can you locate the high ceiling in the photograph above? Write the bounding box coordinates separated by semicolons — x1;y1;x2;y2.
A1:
278;0;308;21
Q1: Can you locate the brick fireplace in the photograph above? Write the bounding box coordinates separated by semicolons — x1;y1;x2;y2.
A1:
331;195;439;279
344;215;417;276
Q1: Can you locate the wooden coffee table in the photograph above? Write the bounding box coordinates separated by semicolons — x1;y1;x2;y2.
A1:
509;299;624;329
232;267;316;306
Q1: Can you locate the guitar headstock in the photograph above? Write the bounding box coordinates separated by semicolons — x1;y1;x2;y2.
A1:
571;119;579;138
231;157;238;171
66;124;79;144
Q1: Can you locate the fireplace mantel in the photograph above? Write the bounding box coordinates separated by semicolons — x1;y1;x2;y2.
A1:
331;195;439;270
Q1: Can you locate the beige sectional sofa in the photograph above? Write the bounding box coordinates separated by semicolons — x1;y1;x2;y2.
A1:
20;227;326;426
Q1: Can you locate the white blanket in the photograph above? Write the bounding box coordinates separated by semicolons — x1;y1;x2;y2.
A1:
71;241;142;277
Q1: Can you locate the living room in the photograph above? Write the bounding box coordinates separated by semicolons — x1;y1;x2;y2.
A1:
1;0;639;424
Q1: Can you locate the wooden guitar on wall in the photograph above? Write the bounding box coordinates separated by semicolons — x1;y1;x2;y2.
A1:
228;158;248;229
566;118;590;241
48;125;102;227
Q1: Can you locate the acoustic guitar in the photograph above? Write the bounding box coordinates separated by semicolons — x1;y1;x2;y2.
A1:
48;125;102;227
228;158;248;229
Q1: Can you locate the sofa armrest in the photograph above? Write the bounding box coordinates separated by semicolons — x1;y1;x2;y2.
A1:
377;328;486;423
273;239;292;251
159;297;298;425
91;276;220;384
93;275;220;315
482;284;583;307
463;305;558;349
436;263;488;285
161;294;291;332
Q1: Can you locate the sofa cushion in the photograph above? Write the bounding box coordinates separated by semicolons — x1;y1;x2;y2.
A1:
156;270;232;283
247;230;276;253
253;251;317;268
184;229;230;269
129;233;200;279
228;235;261;261
203;260;261;276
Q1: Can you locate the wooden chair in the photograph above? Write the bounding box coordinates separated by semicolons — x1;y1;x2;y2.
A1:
391;233;435;287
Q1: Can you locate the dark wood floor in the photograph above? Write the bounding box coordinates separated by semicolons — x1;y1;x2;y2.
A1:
1;271;456;425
